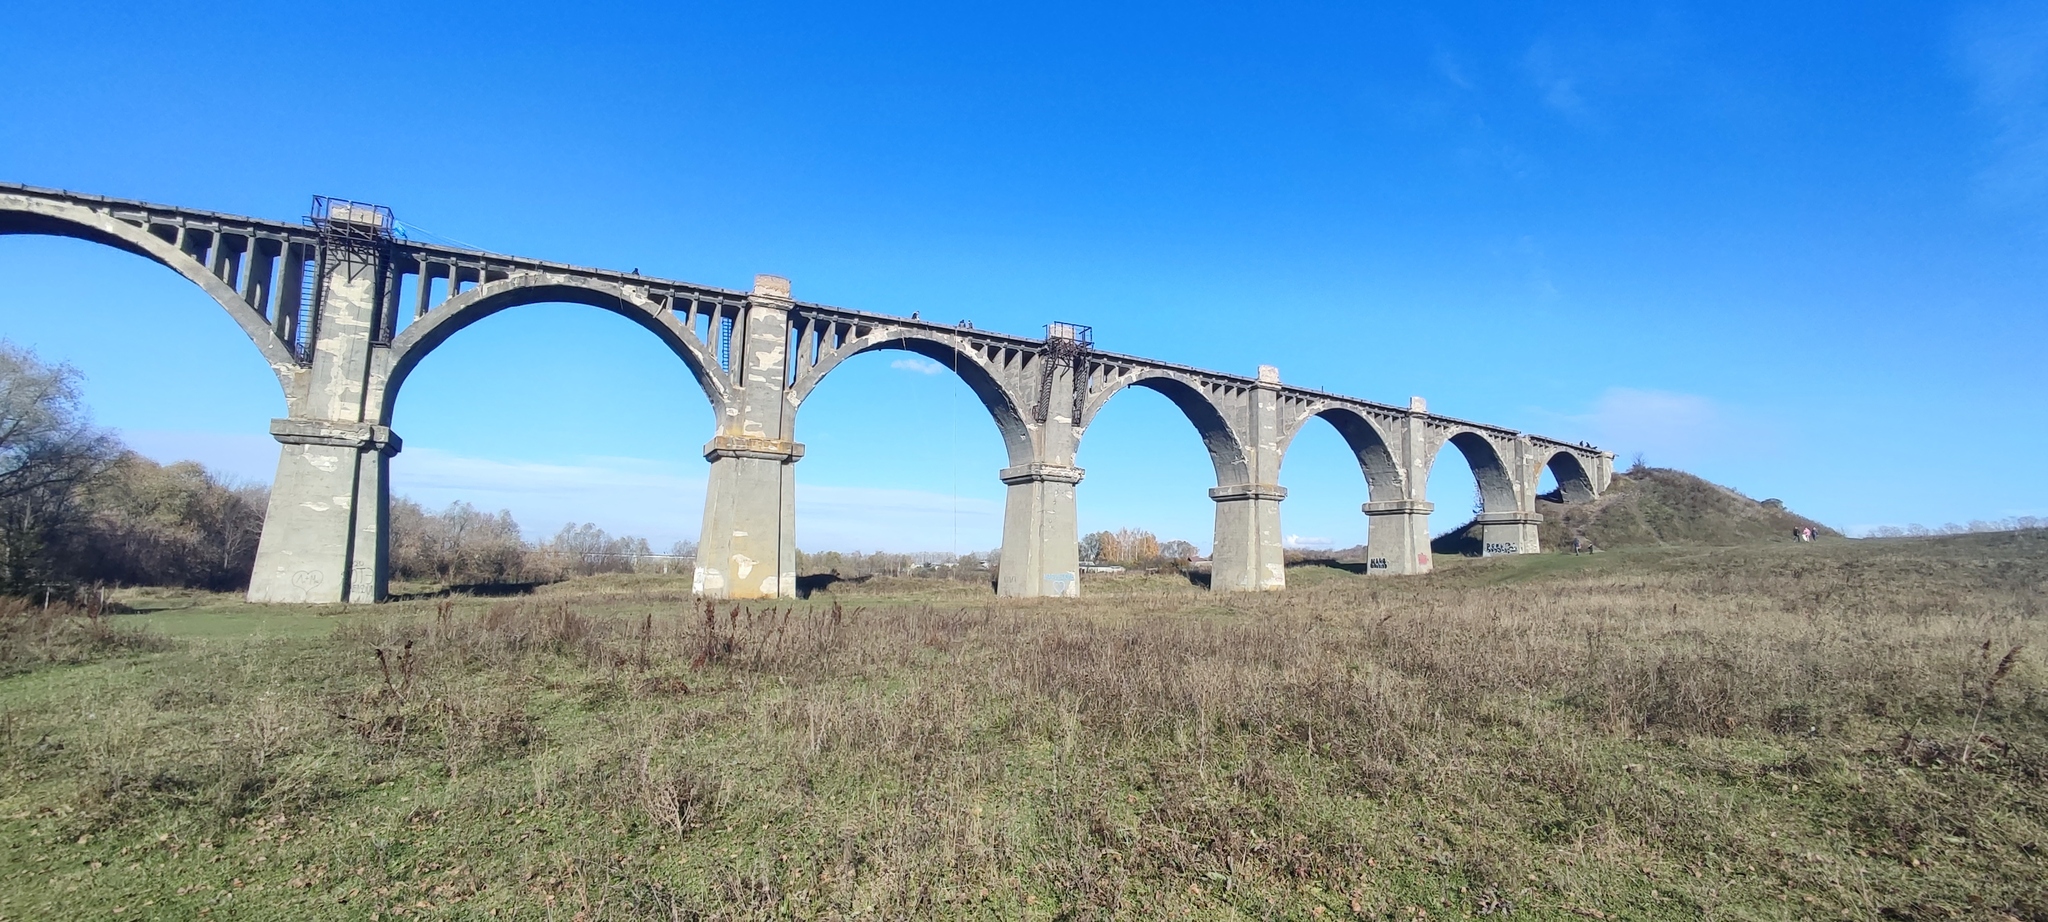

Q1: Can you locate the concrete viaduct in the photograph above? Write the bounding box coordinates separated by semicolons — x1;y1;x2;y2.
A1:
0;183;1613;602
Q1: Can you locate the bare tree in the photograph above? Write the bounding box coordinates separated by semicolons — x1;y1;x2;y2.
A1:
0;341;120;592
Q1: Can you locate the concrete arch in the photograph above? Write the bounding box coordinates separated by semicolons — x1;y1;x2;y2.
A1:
1538;448;1598;504
0;196;301;398
383;275;729;421
1080;372;1249;485
1428;429;1518;512
788;329;1035;467
1277;407;1405;502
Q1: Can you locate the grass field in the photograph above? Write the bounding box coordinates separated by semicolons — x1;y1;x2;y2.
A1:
1;534;2044;920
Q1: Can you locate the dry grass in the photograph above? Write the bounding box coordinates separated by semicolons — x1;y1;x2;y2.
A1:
0;593;172;677
0;533;2044;919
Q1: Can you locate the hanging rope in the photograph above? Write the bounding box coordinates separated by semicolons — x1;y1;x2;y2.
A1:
951;343;961;559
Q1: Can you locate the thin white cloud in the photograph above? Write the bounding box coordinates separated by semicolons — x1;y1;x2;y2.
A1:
1550;387;1743;469
1955;4;2048;207
1284;534;1333;549
1432;47;1475;90
890;357;945;375
1524;39;1592;121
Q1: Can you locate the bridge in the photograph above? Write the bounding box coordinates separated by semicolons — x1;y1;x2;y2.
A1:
0;182;1613;602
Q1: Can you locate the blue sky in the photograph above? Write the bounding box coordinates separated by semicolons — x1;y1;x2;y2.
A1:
3;1;2045;553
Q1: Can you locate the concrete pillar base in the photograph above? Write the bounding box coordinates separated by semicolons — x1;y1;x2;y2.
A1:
695;437;801;599
997;463;1083;598
1362;499;1434;575
1476;512;1542;556
246;419;400;604
1210;483;1286;591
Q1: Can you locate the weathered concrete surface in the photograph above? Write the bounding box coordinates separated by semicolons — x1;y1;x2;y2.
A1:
1362;500;1433;575
1206;365;1288;591
1477;512;1544;556
1210;484;1287;591
247;248;397;603
695;276;800;599
247;420;398;602
997;464;1084;597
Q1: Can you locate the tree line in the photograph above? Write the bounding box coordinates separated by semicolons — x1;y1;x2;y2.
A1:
389;498;694;587
1080;528;1198;567
1859;517;2045;539
0;341;267;594
1;340;695;596
794;548;996;581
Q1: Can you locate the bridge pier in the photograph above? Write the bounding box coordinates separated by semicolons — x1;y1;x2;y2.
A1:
1210;484;1287;590
694;275;799;599
1362;500;1433;575
1477;512;1543;556
247;238;396;603
997;463;1084;597
695;437;800;598
247;420;398;603
1207;366;1287;591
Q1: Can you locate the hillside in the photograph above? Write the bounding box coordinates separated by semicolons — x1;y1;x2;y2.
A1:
1434;465;1836;555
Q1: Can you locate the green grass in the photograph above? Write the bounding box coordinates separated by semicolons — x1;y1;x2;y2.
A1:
1;535;2044;919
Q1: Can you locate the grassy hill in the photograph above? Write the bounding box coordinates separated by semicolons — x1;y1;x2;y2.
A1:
1435;465;1837;555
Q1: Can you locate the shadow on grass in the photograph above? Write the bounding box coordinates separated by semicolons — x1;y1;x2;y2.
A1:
1289;560;1374;575
796;573;872;599
389;581;550;601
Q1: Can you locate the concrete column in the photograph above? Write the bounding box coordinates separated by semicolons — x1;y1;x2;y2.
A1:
1208;365;1287;592
1210;483;1287;590
1486;436;1542;555
997;463;1084;597
1362;499;1433;575
694;275;800;599
1363;399;1437;576
1477;512;1542;556
248;240;398;603
996;323;1087;598
695;437;801;599
247;420;400;603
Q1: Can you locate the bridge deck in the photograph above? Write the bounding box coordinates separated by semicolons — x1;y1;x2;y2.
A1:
2;181;1601;458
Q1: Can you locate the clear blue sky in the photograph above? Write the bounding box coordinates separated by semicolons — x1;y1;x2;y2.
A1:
3;1;2044;553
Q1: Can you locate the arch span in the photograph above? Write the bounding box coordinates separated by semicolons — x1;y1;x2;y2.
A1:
383;275;729;421
1539;448;1598;504
1432;429;1518;513
1081;373;1248;485
788;330;1036;467
0;195;301;397
1278;407;1404;502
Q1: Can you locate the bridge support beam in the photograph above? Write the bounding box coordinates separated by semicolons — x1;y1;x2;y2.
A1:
1210;483;1287;591
1476;512;1542;556
997;463;1083;597
694;275;799;599
1362;500;1433;575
